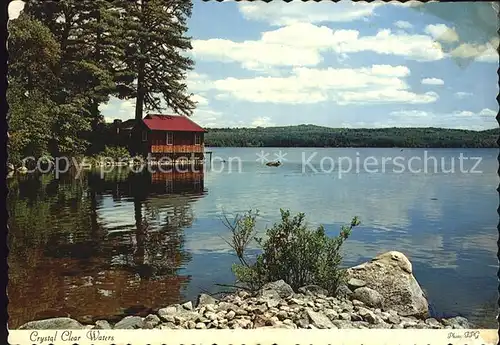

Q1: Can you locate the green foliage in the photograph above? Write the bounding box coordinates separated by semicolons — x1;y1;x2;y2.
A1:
101;146;131;161
205;125;498;148
8;82;54;166
224;209;360;295
9;0;196;163
119;0;196;119
7;15;60;165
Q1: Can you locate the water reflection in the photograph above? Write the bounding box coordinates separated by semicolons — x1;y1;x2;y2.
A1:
8;169;206;328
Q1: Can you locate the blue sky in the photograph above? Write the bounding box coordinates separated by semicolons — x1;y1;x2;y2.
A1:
10;0;499;130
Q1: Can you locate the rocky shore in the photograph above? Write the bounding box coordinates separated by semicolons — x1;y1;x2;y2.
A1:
17;251;472;330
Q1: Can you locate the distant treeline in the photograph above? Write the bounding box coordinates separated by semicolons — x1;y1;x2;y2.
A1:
204;125;498;148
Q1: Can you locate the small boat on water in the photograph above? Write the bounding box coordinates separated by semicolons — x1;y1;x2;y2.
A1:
266;160;282;167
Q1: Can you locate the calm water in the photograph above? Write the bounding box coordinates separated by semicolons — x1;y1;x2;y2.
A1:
7;148;499;328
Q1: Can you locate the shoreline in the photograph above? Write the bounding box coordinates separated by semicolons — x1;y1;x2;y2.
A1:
16;252;475;330
15;282;472;331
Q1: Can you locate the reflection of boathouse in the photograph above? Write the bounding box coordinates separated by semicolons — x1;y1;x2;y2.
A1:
89;170;206;199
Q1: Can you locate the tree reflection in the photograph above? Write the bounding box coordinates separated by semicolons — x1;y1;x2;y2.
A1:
8;168;206;328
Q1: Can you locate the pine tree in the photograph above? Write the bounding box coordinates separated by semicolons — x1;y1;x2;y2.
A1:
7;13;60;164
23;0;126;154
119;0;196;120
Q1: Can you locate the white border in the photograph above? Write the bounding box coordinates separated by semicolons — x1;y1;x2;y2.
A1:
8;329;499;345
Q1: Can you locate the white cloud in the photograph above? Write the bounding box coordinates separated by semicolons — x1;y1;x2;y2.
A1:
104;117;120;123
354;29;444;61
453;110;475;117
337;90;438;106
394;21;413;30
186;71;213;92
424;24;459;43
455;92;473;98
192;24;446;71
99;98;136;120
192;37;323;70
238;1;383;26
387;110;431;118
8;0;24;20
450;38;499;63
190;65;438;106
421;78;444;86
389;1;431;7
251;117;275;127
192;108;224;128
191;94;209;106
389;108;498;130
478;108;497;117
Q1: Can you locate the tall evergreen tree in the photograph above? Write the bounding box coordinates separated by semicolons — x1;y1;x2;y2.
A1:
7;13;60;164
23;0;125;154
119;0;196;121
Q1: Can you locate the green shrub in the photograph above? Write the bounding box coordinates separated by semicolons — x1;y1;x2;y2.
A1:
102;146;130;162
223;209;360;296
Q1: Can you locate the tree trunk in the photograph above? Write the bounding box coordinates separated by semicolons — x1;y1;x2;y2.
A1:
135;60;146;122
135;0;146;123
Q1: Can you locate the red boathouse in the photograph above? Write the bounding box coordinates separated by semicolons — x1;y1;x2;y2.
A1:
130;114;207;163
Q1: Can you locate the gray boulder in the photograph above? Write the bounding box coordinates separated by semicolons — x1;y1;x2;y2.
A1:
182;301;193;310
258;289;281;308
424;318;443;329
260;280;294;298
347;278;366;290
114;316;144;329
143;314;161;329
93;320;112;329
306;309;336;329
352;286;384;308
298;285;328;297
336;284;353;299
346;251;429;318
18;317;84;330
197;293;218;307
441;316;471;329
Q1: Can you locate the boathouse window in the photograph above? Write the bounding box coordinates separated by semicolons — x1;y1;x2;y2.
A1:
166;132;173;145
142;131;147;141
194;133;201;145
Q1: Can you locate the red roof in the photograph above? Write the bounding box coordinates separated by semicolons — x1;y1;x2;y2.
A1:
142;114;206;132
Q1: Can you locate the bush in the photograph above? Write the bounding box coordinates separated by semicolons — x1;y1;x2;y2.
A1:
102;146;131;162
223;209;360;295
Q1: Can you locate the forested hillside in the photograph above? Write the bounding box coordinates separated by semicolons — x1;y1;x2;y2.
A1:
204;125;498;148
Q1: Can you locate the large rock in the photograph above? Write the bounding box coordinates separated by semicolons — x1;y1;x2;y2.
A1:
258;290;281;308
18;317;84;330
197;293;218;307
347;278;366;290
298;285;328;297
346;251;429;318
441;316;471;329
259;280;294;298
93;320;112;329
114;316;144;329
306;309;336;329
336;284;353;299
352;287;384;308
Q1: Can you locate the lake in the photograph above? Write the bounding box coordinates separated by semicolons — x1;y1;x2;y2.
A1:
7;148;499;328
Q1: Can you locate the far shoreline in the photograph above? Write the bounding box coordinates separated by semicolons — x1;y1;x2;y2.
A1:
203;125;498;149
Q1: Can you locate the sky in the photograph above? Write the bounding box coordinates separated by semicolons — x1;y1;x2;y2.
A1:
9;0;500;130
